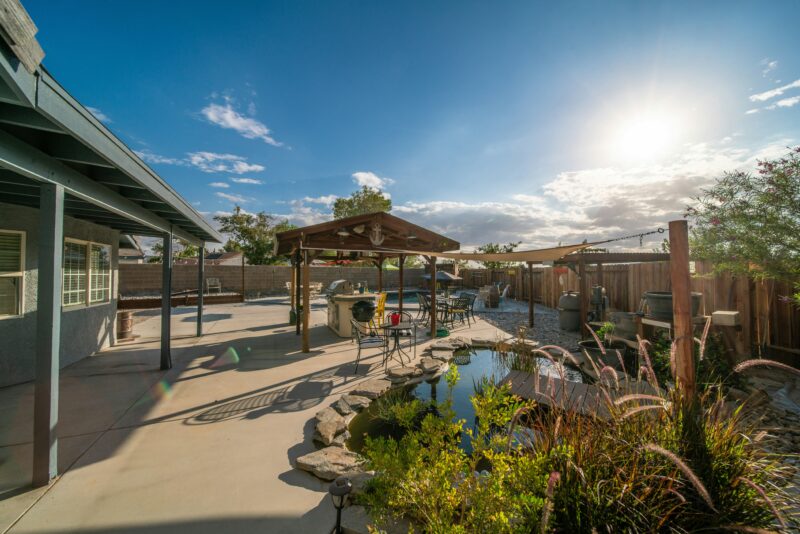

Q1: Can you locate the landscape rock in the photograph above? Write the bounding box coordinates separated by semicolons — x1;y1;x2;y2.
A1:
336;394;372;415
431;349;454;361
316;406;344;425
418;357;442;374
351;378;393;399
348;470;376;495
316;418;347;446
296;447;366;481
329;430;351;448
387;367;416;383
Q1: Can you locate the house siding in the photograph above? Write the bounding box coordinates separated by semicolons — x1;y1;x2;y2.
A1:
0;202;119;387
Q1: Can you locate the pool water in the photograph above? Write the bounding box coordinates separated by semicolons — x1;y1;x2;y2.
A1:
346;348;585;454
384;290;421;305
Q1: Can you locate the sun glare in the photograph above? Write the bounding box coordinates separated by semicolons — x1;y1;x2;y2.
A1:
611;111;682;162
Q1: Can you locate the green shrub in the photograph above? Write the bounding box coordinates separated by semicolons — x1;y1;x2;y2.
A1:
357;344;797;532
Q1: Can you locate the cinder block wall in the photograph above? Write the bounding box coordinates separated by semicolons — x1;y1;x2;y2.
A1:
119;264;427;297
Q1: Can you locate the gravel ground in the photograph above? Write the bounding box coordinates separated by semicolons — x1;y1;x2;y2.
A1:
476;304;582;350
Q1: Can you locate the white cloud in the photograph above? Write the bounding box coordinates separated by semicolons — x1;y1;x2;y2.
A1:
230;177;263;185
135;150;185;166
749;78;800;102
215;191;251;203
275;200;331;227
745;108;759;115
86;106;111;124
187;152;265;174
776;96;800;108
201;100;283;147
761;59;778;77
352;171;395;190
390;139;794;251
209;182;229;188
303;194;338;207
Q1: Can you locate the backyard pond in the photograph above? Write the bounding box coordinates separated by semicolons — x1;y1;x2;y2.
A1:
347;348;586;454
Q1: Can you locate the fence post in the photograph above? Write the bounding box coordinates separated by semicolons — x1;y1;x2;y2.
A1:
669;219;695;399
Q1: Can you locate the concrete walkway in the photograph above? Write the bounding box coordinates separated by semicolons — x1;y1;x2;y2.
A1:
0;297;506;533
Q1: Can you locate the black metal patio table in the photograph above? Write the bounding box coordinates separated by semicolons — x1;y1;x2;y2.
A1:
379;322;417;368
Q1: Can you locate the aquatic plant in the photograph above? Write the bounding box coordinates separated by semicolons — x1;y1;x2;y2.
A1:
356;336;798;532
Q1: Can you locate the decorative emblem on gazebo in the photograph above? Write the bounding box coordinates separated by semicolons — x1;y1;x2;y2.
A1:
369;222;385;246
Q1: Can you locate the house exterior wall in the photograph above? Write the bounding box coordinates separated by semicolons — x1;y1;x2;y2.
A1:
0;202;119;387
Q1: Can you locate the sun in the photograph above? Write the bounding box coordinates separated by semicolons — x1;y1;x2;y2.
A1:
611;110;682;163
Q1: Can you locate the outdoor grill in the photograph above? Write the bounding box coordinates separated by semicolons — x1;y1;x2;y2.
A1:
325;280;354;298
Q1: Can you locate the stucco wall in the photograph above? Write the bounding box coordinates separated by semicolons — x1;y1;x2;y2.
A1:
0;202;119;387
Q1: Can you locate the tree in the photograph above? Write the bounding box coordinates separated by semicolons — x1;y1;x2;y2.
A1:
147;239;200;263
687;146;800;304
475;241;522;269
213;206;297;265
332;186;392;219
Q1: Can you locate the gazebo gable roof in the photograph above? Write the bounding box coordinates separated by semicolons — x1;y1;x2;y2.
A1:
274;211;459;256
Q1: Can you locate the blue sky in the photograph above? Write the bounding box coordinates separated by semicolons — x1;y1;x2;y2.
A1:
25;0;800;249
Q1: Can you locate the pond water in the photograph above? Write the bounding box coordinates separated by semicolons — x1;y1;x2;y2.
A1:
346;348;585;454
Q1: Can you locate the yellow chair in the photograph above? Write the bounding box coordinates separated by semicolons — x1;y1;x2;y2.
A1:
370;292;388;330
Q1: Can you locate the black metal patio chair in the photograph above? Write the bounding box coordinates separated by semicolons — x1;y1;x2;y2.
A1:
350;319;388;374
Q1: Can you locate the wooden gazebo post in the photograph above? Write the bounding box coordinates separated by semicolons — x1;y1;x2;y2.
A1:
294;249;301;336
376;253;384;293
579;256;589;337
302;248;310;353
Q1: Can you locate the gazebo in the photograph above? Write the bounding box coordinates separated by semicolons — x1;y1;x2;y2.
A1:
274;211;460;352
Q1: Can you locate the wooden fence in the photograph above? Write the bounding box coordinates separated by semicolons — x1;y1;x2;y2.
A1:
459;262;799;361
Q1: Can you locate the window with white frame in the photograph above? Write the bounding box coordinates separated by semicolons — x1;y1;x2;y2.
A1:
63;241;88;306
62;239;112;307
0;230;25;317
89;243;111;303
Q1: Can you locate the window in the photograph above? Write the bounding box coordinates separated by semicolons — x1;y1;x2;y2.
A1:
62;239;112;307
63;241;87;306
89;244;111;303
0;230;25;317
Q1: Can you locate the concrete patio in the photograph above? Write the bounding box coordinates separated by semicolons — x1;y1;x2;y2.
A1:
0;297;508;533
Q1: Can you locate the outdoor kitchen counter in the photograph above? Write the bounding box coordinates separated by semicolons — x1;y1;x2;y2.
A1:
327;292;378;337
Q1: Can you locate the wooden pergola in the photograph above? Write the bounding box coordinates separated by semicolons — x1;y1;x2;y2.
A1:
274;212;460;352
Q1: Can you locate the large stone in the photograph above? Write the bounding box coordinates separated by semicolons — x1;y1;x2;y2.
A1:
431;349;454;361
387;367;416;384
295;447;366;481
316;418;347;446
351;378;393;399
349;470;376;495
329;430;351;448
419;357;442;374
316;406;343;424
470;337;497;348
336;393;372;415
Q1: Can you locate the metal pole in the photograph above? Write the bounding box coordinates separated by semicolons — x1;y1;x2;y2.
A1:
398;255;405;315
669;219;695;399
160;233;173;370
429;258;437;337
528;262;535;328
197;244;204;337
33;183;64;487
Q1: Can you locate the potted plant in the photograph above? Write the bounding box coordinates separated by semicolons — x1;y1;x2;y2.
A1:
578;322;629;371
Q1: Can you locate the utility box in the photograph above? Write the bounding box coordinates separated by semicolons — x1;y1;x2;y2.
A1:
712;310;740;327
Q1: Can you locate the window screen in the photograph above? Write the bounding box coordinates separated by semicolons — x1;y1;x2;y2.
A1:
0;231;23;316
63;241;87;306
89;244;111;303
